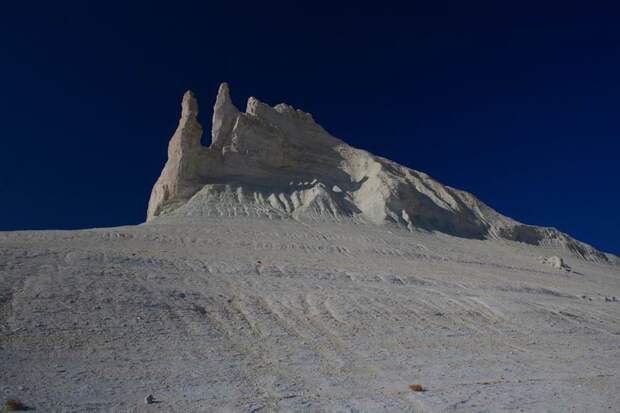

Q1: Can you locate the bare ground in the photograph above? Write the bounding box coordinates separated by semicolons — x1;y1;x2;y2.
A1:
1;216;619;412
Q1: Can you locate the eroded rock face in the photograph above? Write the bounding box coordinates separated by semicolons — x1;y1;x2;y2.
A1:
539;255;572;271
147;84;617;264
147;91;206;219
211;82;238;148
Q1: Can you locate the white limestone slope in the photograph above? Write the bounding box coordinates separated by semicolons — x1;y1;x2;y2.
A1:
1;218;619;412
148;83;618;264
2;85;619;412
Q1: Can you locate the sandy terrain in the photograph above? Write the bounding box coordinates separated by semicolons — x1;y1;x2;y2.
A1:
1;215;618;412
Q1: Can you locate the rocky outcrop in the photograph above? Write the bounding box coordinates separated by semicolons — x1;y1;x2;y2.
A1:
147;84;618;264
539;255;572;271
147;91;206;219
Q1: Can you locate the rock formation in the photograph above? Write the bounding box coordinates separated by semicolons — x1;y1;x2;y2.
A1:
146;90;205;220
147;83;617;264
539;255;572;271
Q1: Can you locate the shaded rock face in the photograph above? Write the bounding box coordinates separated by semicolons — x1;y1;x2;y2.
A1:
147;84;617;264
146;91;205;220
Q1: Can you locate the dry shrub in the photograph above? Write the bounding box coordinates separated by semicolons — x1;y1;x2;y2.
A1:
409;384;426;392
4;399;27;411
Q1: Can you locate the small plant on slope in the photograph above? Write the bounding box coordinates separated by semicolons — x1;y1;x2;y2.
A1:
4;399;27;411
409;384;426;392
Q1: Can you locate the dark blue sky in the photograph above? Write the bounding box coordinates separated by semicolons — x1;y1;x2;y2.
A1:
1;1;619;254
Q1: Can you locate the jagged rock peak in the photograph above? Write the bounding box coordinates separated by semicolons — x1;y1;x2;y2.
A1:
211;82;238;147
146;83;618;265
146;89;205;221
214;82;234;110
181;90;199;118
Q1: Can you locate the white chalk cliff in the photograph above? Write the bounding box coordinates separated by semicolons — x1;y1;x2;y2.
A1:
148;83;617;264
